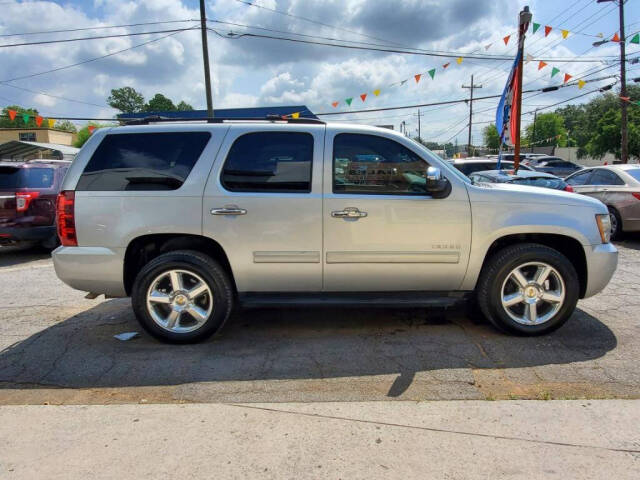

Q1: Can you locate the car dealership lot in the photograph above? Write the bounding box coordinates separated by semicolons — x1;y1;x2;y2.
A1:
1;238;639;405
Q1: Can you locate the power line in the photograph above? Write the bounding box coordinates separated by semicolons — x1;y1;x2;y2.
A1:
0;83;109;108
0;26;198;48
0;19;196;38
212;28;619;63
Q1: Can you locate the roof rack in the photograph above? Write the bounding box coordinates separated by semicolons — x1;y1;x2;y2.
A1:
122;115;325;126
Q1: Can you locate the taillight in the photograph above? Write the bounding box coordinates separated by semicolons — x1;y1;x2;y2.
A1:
632;192;640;201
15;191;40;212
56;191;77;247
564;185;574;192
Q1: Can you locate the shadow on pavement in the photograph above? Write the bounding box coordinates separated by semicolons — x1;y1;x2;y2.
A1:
614;233;640;251
0;245;51;268
0;299;617;395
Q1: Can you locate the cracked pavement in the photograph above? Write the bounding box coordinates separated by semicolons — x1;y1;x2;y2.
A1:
0;237;639;404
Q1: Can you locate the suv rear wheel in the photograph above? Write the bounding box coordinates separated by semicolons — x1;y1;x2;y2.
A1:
131;250;234;343
477;243;579;335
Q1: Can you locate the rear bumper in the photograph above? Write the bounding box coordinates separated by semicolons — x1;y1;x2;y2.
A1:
583;242;618;298
0;225;55;244
52;246;127;297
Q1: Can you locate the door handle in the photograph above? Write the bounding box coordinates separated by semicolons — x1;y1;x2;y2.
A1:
210;206;247;216
331;207;367;218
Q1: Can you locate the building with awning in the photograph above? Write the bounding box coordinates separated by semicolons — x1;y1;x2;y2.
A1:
0;140;79;162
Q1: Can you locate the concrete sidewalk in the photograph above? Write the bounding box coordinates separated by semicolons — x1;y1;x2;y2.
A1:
1;400;638;479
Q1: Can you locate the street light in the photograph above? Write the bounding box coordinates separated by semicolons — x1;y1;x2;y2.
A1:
592;39;609;47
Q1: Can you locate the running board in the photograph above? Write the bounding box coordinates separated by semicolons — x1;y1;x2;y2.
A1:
238;291;470;309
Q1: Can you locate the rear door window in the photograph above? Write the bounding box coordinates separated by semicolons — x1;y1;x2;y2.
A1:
588;170;625;186
0;167;54;189
221;132;313;193
566;170;592;186
76;132;211;191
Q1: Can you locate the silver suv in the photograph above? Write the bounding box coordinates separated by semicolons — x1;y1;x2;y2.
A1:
53;118;618;343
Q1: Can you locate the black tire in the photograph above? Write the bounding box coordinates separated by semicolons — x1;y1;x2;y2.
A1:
608;206;623;241
131;250;234;343
476;243;579;336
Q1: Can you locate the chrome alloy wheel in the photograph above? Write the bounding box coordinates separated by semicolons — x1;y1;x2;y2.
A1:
146;269;213;333
500;262;565;326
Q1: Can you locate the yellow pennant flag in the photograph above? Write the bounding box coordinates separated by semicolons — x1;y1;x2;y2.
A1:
373;89;381;96
47;118;55;128
578;80;586;89
291;112;300;119
561;30;569;39
456;57;463;65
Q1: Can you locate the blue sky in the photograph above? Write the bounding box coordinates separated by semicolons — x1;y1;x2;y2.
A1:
0;0;638;145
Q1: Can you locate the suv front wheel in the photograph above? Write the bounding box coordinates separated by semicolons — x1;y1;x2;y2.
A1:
131;250;234;343
477;243;579;335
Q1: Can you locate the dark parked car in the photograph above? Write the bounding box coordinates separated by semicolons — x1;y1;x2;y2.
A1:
522;156;582;178
0;160;70;249
448;158;534;176
469;170;573;192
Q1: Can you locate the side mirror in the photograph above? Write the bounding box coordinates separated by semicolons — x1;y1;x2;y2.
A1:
425;166;451;199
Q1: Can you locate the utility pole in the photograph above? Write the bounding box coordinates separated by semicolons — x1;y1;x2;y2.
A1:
462;74;482;156
199;0;214;118
417;109;422;142
619;0;628;163
513;6;533;173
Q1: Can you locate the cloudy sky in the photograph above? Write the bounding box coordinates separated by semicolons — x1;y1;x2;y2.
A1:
0;0;638;145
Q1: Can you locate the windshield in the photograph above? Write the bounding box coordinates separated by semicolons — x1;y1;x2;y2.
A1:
0;167;54;189
626;168;640;182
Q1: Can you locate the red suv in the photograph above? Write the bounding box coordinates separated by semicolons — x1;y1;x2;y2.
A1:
0;160;70;249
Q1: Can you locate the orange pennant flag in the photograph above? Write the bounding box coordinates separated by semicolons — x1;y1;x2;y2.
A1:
360;93;367;102
544;25;552;37
35;115;43;127
331;101;339;108
563;73;572;83
8;109;17;121
612;32;620;42
414;74;421;83
442;62;450;69
48;118;55;128
373;89;381;96
88;125;96;134
538;61;547;70
503;35;511;45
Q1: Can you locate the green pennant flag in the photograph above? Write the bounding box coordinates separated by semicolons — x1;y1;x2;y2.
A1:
345;97;353;106
22;113;30;124
533;22;540;34
631;33;639;44
551;67;560;78
428;68;436;79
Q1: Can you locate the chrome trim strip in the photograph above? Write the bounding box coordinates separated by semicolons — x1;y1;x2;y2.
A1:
326;251;460;264
253;251;321;263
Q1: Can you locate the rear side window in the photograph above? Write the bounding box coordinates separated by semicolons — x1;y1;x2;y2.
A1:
588;169;625;186
0;167;54;189
76;132;210;191
566;170;592;186
221;132;313;193
626;169;640;182
510;177;564;189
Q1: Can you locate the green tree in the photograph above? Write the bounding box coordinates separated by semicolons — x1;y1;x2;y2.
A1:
145;93;176;112
176;100;194;111
74;123;109;148
525;112;567;147
1;105;38;128
483;124;500;150
54;120;77;133
107;87;145;113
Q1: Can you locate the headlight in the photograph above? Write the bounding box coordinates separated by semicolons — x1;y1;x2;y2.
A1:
596;214;611;243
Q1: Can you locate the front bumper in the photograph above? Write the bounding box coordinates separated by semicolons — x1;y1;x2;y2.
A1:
0;225;55;244
583;242;618;298
52;246;127;297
